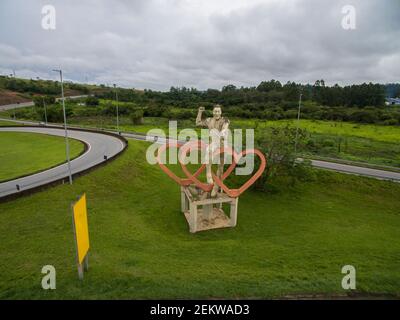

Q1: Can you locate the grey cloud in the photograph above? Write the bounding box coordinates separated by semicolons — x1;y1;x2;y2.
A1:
0;0;399;90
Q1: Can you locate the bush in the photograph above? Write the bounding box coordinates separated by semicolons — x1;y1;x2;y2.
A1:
15;108;36;119
382;118;398;126
85;96;99;106
144;105;168;117
349;110;379;123
101;101;135;116
32;95;56;108
322;139;335;148
254;125;310;191
129;109;144;125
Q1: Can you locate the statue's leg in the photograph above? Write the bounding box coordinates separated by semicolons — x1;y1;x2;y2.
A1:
211;155;223;198
205;147;213;184
206;163;213;184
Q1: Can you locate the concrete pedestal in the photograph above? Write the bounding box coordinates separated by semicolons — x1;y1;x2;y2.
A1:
180;185;238;233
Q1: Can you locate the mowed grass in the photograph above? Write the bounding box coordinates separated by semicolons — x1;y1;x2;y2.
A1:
0;120;21;126
233;119;400;144
0;132;84;182
66;117;400;144
0;139;399;299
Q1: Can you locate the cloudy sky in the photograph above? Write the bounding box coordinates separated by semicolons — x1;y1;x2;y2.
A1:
0;0;399;90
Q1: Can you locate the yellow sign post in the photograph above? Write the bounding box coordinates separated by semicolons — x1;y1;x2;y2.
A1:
71;193;90;280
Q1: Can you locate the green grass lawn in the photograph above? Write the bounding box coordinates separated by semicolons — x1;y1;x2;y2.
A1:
0;139;399;299
234;119;400;143
0;119;21;126
0;132;85;182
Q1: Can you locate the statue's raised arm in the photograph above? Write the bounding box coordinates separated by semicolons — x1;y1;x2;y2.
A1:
196;106;208;127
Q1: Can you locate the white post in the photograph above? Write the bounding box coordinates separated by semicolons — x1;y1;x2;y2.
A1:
114;84;119;132
43;96;48;125
294;91;303;155
54;69;73;184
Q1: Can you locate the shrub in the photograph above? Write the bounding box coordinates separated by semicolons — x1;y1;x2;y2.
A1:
32;95;56;108
322;139;335;148
254;125;310;191
129;109;144;125
382;118;398;126
85;96;99;106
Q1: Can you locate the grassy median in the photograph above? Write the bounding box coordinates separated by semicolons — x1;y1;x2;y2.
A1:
0;132;85;182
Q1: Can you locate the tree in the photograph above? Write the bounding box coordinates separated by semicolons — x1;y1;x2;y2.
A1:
33;95;56;108
254;126;310;190
85;96;99;106
129;109;144;125
222;84;237;92
256;80;282;92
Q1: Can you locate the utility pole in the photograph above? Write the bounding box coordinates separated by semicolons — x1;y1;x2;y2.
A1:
114;84;119;132
52;69;73;184
42;96;48;125
294;90;303;155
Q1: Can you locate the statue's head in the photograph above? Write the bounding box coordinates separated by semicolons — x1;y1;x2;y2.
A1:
213;104;222;120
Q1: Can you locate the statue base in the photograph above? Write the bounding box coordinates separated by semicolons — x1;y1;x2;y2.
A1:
180;186;238;233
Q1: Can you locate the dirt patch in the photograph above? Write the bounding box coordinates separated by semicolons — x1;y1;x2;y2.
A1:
0;89;31;106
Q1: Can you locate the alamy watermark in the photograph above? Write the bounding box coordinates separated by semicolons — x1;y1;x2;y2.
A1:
41;5;56;30
341;5;356;30
341;265;356;290
145;121;256;175
41;265;56;289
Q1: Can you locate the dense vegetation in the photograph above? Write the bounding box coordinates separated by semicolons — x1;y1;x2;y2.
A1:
0;75;89;96
95;80;399;125
2;76;400;125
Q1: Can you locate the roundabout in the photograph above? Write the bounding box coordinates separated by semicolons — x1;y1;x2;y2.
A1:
0;126;127;199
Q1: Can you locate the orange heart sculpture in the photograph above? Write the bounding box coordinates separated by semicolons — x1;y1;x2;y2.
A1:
178;140;214;192
157;141;206;186
211;147;266;198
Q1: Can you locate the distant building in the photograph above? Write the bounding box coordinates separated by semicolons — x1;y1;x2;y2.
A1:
385;98;400;106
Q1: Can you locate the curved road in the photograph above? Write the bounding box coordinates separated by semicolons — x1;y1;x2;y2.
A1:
0;126;126;199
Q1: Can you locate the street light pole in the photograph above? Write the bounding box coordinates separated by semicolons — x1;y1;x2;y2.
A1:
53;69;73;184
294;90;303;155
14;103;18;119
42;96;48;125
114;84;119;132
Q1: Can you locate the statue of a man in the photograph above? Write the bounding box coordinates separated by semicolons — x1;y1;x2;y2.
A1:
196;104;230;197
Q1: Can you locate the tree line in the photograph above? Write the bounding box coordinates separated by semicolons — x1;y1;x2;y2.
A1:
3;76;399;125
95;80;399;125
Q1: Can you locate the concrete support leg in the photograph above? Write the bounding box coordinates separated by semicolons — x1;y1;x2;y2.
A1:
203;203;213;220
189;203;197;233
230;197;238;227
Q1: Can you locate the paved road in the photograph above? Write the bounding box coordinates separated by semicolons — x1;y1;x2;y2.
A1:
0;126;126;199
0;95;88;111
309;159;400;182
